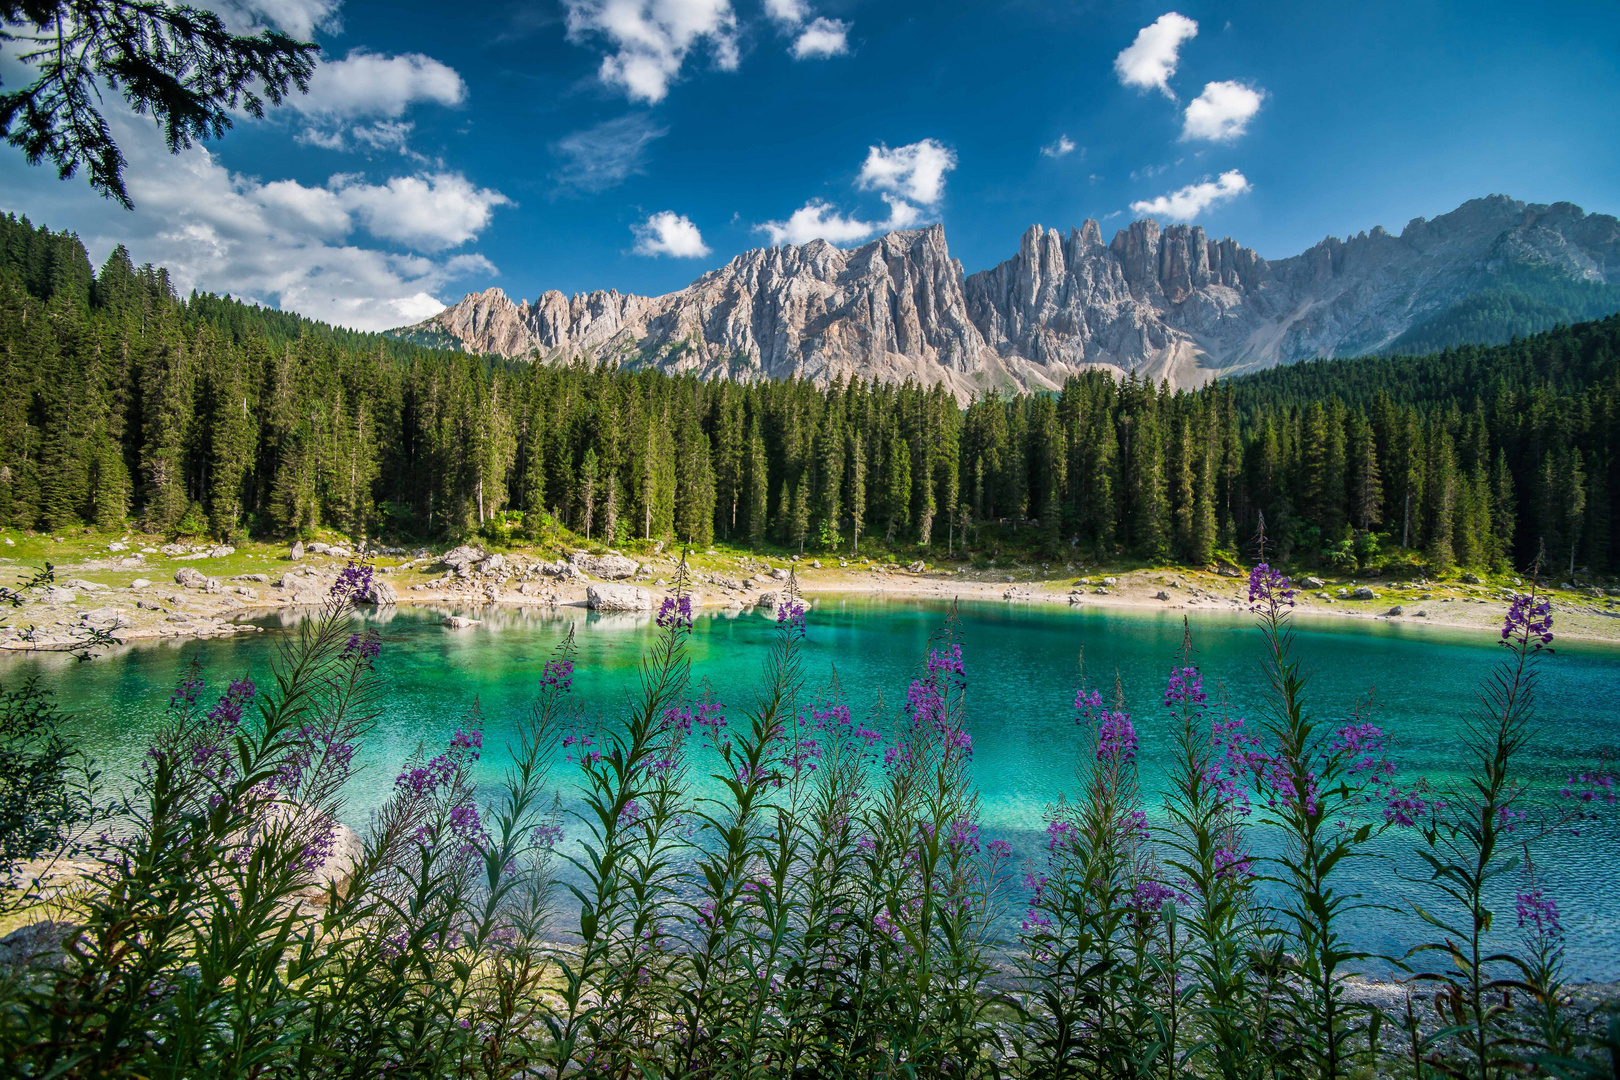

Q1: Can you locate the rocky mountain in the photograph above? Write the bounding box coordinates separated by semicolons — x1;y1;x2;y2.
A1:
394;195;1620;395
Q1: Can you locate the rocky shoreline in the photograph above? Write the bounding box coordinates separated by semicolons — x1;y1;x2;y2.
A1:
5;539;1620;654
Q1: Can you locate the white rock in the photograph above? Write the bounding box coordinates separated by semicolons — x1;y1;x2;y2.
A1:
587;583;652;611
442;615;482;628
175;567;209;589
130;578;152;589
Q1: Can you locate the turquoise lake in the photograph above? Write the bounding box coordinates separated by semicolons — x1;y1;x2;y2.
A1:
5;597;1618;979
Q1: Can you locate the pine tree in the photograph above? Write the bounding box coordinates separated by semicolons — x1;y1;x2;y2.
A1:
746;420;768;549
579;448;598;540
847;430;865;554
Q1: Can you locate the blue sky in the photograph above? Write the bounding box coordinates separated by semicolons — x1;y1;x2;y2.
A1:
2;0;1617;331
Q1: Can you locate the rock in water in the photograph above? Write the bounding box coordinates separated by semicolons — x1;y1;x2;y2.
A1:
442;615;481;629
587;584;652;611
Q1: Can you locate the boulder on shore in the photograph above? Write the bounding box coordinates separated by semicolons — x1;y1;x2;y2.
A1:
572;552;639;580
353;579;398;606
587;583;652;611
174;567;209;589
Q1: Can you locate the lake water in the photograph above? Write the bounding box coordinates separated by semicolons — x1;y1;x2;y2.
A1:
5;597;1618;979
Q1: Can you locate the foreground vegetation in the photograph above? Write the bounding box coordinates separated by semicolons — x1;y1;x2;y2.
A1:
0;556;1614;1078
4;213;1620;584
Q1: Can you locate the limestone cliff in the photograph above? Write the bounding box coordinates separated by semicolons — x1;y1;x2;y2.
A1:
395;195;1619;395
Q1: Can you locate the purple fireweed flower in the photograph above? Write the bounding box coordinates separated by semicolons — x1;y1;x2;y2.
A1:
694;700;727;739
1384;789;1428;827
948;728;974;758
1163;666;1207;710
342;629;382;666
169;668;206;711
856;834;877;854
1097;710;1138;765
1213;847;1252;880
987;839;1012;859
854;724;883;747
1496;805;1526;833
656;594;693;630
330;561;375;602
1074;687;1104;722
1516;886;1562;939
946;819;981;854
1247;563;1296;610
926;643;966;682
1502;593;1554;649
1561;772;1617;806
541;658;574;692
618;800;643;827
1132;879;1178;912
776;601;806;634
448;728;482;759
532;822;564;848
1332;723;1395;779
1122;809;1149;841
785;736;821;773
1045;819;1077;853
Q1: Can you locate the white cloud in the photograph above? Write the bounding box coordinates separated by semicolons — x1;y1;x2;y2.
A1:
0;110;508;331
333;173;510;251
1114;12;1197;97
792;17;849;58
763;0;807;22
1129;169;1250;220
295;50;467;119
632;211;711;256
1041;135;1077;158
757;200;878;246
207;0;342;39
563;0;739;104
857;138;955;206
1181;80;1265;141
288;49;465;155
551;113;668;192
758;137;956;246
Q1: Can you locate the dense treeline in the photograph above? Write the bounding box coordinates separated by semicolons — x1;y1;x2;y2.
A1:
3;212;1618;574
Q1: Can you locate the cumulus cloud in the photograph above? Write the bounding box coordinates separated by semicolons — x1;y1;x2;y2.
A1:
792;17;849;58
758;138;956;246
0;110;507;331
207;0;342;39
296;50;466;118
765;0;850;60
857;138;955;207
1181;80;1265;141
288;49;465;154
757;200;879;246
551;113;668;192
333;173;510;251
1114;12;1197;97
632;211;711;256
1129;169;1250;220
763;0;807;22
563;0;739;104
1041;135;1077;158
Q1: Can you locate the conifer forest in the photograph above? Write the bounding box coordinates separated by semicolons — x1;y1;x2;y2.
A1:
4;212;1618;575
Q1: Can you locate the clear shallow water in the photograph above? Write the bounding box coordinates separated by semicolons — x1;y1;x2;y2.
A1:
5;598;1619;979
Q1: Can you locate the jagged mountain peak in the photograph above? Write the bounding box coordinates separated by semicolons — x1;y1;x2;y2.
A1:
395;195;1619;397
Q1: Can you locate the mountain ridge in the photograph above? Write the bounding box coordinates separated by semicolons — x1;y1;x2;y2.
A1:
393;195;1620;395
